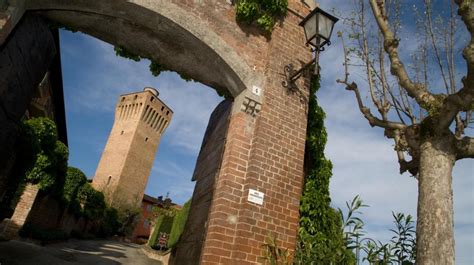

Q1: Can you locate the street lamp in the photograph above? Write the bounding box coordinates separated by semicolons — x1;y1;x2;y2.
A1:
283;7;339;90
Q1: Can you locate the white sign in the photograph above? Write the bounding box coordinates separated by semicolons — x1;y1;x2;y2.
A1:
252;85;262;96
248;189;264;205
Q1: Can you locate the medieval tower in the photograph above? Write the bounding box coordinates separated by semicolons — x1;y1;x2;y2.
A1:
92;87;173;208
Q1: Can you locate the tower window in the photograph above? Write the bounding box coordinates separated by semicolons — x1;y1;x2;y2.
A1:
134;95;138;100
107;176;112;186
150;97;154;102
161;106;164;111
121;131;124;135
121;97;125;102
166;110;170;115
145;137;149;142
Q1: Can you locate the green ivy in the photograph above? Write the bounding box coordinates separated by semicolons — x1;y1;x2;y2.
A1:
21;117;69;191
167;199;191;248
235;0;288;33
62;166;88;214
114;46;193;82
295;76;355;264
149;214;175;249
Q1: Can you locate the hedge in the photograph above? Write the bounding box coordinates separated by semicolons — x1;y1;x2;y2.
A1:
167;200;191;248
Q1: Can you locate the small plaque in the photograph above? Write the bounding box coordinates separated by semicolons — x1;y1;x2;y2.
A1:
248;189;264;205
252;85;262;96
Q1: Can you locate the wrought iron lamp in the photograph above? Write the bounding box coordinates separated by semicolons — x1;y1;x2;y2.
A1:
283;7;339;89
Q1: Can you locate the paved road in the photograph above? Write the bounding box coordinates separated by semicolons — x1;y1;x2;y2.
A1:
0;239;161;265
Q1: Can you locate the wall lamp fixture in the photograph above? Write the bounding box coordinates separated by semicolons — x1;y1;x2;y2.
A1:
283;7;339;90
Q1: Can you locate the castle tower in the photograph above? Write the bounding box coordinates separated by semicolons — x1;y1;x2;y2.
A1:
92;87;173;208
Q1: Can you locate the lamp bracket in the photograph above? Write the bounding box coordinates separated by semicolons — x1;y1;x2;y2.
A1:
282;57;316;91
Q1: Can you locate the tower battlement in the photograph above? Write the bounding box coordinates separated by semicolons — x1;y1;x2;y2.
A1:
92;87;173;208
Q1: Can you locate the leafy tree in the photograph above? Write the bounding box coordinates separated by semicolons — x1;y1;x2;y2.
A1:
336;1;473;263
296;77;355;264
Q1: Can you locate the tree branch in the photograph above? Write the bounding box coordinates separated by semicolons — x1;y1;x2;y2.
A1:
455;136;474;159
337;32;406;131
369;0;437;108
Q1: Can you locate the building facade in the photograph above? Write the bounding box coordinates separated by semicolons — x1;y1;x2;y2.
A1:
132;194;174;244
92;87;172;208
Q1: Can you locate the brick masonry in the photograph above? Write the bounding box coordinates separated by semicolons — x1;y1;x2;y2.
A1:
2;1;313;264
1;184;39;239
170;99;233;265
92;88;173;209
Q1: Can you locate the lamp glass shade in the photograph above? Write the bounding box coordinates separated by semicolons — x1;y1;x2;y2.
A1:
302;14;317;45
318;13;335;40
300;7;339;47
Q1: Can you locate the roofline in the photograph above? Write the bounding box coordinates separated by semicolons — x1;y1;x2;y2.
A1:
118;90;174;114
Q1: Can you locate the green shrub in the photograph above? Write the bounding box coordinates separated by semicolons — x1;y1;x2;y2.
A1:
235;0;288;32
0;118;69;220
97;207;121;237
63;167;87;211
148;214;175;249
21;117;69;192
77;183;106;219
167;200;191;248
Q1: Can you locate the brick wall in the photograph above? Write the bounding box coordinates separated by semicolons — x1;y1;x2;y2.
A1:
2;1;313;263
0;184;39;239
171;99;233;265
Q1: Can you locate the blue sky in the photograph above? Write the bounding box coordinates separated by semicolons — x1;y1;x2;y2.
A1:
59;1;473;263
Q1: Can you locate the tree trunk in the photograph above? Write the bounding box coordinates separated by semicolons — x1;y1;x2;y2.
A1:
417;136;456;265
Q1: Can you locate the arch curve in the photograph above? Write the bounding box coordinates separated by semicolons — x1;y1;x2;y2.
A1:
27;0;259;97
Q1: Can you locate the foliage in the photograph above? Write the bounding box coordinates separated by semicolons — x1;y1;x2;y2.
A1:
77;183;106;220
62;167;87;207
148;214;175;249
97;207;121;237
340;195;368;250
295;76;355;264
339;196;417;265
389;212;416;264
167;199;191;248
115;206;141;237
260;234;291;265
114;45;193;82
235;0;288;32
21;117;69;191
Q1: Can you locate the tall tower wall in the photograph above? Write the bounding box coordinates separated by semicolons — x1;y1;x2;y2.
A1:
93;87;172;208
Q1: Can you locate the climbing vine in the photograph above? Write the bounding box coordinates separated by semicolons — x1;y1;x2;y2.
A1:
295;76;355;264
235;0;288;33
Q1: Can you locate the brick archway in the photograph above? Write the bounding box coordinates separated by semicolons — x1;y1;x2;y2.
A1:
1;1;313;264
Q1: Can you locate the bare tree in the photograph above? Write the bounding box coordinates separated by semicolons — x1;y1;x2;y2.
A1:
336;0;473;264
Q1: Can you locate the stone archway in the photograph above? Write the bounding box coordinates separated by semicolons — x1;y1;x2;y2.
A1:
0;1;313;264
26;0;259;97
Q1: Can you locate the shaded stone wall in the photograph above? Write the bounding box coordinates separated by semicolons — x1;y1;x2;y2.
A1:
170;100;232;265
0;14;56;214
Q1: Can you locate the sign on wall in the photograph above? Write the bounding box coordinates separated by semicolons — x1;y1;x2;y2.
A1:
247;189;264;205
